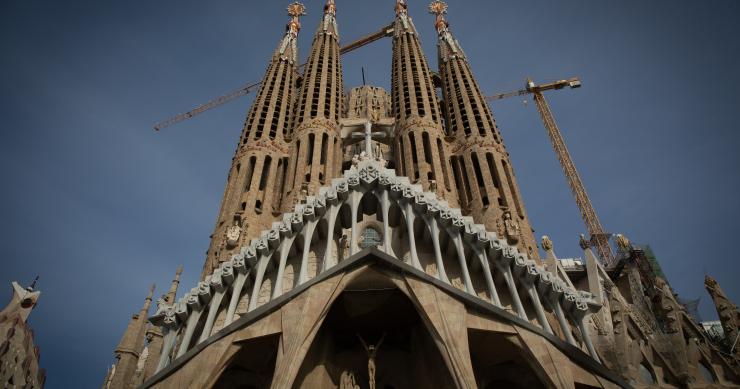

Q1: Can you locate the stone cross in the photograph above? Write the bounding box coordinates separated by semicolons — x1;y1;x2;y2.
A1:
351;121;386;159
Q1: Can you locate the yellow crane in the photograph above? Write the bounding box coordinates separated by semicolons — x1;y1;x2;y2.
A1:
487;78;614;265
153;24;394;131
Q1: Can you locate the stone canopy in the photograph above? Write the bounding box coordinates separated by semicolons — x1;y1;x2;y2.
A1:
143;157;627;388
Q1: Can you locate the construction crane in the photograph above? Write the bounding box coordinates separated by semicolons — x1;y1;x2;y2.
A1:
487;78;614;265
153;23;394;131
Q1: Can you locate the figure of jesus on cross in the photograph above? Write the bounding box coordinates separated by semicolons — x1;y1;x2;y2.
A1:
356;332;386;389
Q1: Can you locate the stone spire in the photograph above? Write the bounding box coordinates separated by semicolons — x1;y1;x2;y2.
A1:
705;275;740;355
202;3;305;276
0;280;45;389
431;1;537;257
0;281;41;324
110;284;155;389
391;0;456;203
164;265;183;305
282;0;345;207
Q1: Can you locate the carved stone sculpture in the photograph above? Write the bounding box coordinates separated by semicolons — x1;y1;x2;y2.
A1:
504;212;520;244
357;332;385;389
340;370;360;389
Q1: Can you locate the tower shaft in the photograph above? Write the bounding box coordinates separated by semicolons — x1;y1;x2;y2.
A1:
110;285;154;389
202;7;303;275
391;0;456;203
433;3;538;256
282;0;344;208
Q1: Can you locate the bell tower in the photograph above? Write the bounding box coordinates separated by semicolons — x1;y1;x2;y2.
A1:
390;0;457;204
282;0;345;208
431;1;538;256
202;3;305;275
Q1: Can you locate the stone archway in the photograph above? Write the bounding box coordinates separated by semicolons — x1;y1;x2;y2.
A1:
212;334;280;389
468;329;546;389
292;275;456;389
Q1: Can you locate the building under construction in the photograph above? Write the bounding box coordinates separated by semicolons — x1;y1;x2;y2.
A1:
100;1;740;388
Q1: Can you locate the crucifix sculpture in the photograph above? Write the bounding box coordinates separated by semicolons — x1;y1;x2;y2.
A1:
356;332;386;389
350;120;386;159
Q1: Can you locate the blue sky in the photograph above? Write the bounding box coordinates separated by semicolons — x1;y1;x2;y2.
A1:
1;0;739;387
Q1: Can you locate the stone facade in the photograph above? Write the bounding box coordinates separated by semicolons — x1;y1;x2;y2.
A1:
0;281;45;388
105;1;740;388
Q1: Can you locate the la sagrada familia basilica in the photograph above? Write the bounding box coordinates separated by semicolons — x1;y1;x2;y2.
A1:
91;1;740;388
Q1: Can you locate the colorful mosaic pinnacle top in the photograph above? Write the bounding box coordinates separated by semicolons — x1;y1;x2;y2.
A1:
286;2;306;18
286;2;306;35
428;1;449;31
324;0;336;16
428;0;448;16
395;0;408;15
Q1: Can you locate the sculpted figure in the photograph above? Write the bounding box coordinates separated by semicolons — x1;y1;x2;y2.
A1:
503;212;520;244
340;371;360;389
654;277;680;334
610;297;624;335
357;332;386;389
495;217;505;238
225;222;241;248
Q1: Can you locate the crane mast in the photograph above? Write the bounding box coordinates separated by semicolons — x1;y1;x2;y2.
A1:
487;78;614;265
530;87;614;265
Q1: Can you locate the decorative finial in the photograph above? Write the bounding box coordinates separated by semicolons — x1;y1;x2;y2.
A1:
578;234;590;250
324;0;336;16
395;0;408;15
428;1;447;16
615;234;631;252
704;275;718;288
286;2;306;36
175;265;184;278
27;275;39;291
541;236;553;251
428;1;449;31
287;2;306;17
147;284;156;300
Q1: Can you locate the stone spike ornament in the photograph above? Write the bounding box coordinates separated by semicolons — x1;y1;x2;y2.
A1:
705;275;740;357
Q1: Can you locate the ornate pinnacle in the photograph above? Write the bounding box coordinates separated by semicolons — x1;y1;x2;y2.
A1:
324;0;336;16
615;234;631;252
286;2;306;18
578;234;590;250
286;2;306;36
428;1;448;16
428;1;449;31
395;0;408;15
